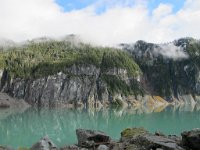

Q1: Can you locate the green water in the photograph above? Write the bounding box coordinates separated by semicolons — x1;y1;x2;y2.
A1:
0;105;200;149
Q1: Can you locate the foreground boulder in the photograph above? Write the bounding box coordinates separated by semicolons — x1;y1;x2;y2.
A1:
130;134;184;150
120;127;184;150
30;136;59;150
76;129;111;148
181;128;200;150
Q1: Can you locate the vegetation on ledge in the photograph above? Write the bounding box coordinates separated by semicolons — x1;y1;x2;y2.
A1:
101;74;144;96
0;40;140;79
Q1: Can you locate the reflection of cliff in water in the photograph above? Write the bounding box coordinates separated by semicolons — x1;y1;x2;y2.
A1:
0;103;200;121
0;107;29;120
0;103;200;148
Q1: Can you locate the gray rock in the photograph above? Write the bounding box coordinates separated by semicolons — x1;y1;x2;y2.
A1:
1;65;112;107
30;136;59;150
76;129;111;147
168;135;181;144
181;128;200;150
97;145;109;150
130;134;184;150
0;146;13;150
61;145;79;150
155;131;166;137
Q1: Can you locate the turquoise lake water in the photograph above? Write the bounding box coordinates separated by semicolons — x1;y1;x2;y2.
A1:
0;105;200;149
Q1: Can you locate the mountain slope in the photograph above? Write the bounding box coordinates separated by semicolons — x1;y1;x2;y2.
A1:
0;37;200;107
0;40;142;107
122;38;200;103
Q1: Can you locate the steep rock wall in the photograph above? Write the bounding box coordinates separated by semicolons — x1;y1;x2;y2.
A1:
1;65;140;107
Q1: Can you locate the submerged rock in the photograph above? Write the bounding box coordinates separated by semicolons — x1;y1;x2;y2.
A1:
30;136;59;150
181;128;200;150
76;129;111;148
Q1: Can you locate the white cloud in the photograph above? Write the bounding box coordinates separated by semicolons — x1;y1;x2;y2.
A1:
153;43;189;60
152;3;173;19
0;0;200;46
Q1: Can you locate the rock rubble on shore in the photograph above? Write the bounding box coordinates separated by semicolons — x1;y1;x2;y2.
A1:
1;128;200;150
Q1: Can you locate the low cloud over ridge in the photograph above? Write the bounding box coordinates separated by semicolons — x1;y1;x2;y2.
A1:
0;0;200;46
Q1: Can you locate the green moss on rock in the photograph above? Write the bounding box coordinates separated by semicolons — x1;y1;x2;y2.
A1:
121;127;148;138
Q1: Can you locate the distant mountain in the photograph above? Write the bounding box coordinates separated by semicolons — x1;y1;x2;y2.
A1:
121;37;200;103
0;37;200;108
0;38;16;49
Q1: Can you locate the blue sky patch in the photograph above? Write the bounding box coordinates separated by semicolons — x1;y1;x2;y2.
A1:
56;0;186;14
148;0;185;13
56;0;96;11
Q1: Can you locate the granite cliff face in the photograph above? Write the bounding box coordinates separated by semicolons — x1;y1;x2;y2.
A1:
1;64;141;107
0;38;200;107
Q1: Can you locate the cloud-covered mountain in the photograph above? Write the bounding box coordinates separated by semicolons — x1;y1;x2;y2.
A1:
0;37;200;107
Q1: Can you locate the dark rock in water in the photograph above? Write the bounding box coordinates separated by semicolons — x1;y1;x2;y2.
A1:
30;136;59;150
181;128;200;150
76;129;111;147
130;134;184;150
155;131;166;137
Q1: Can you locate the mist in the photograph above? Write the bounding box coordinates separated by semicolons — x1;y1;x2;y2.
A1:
153;43;189;60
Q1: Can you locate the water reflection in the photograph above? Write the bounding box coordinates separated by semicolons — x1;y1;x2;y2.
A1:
0;104;200;149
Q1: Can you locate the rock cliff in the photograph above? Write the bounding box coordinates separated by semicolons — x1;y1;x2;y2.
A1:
0;38;200;107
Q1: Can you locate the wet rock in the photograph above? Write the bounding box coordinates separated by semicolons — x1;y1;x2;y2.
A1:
76;129;111;147
130;134;184;150
30;136;59;150
181;128;200;150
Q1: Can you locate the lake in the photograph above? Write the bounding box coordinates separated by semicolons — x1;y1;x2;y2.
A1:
0;104;200;149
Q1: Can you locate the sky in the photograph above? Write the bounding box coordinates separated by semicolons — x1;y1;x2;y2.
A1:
0;0;200;46
56;0;185;13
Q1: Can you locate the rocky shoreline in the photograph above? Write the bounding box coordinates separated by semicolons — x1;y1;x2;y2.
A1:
1;128;200;150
